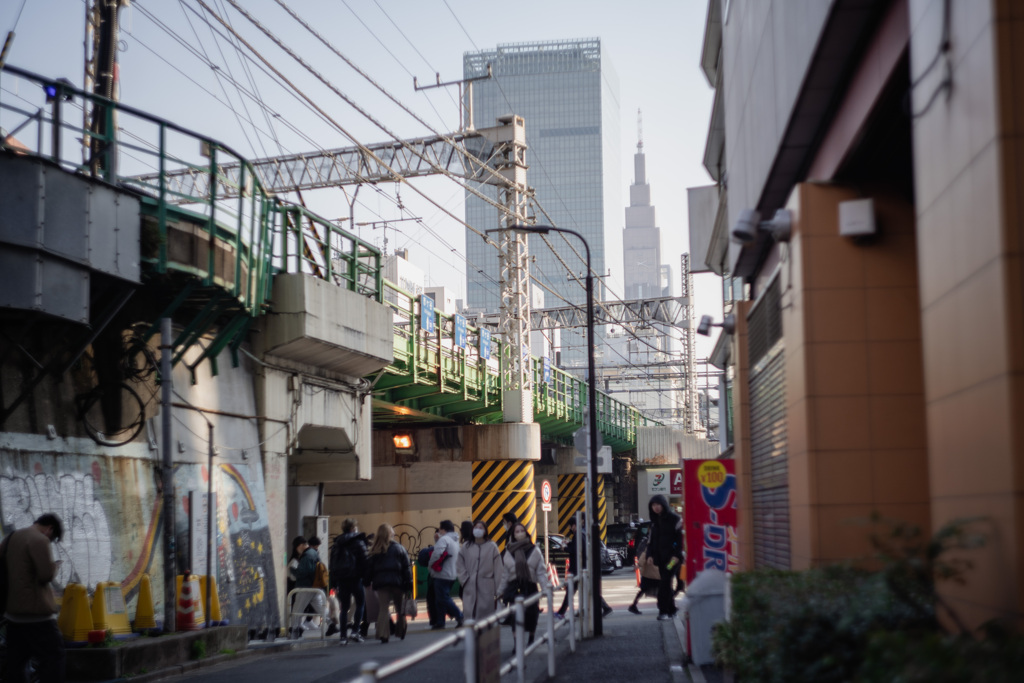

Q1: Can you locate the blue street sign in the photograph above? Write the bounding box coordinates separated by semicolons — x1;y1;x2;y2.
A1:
480;328;491;360
454;314;467;350
421;295;435;334
543;356;551;384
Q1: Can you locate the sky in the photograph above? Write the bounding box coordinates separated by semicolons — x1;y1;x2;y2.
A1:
1;0;723;359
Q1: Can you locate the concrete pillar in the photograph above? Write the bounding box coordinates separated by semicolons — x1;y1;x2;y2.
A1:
466;423;541;551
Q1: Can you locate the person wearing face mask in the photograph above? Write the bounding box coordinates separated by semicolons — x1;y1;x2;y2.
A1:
456;520;503;622
497;523;550;645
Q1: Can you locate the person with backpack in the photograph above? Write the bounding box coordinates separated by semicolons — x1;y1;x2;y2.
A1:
330;518;367;644
292;536;328;637
364;524;413;643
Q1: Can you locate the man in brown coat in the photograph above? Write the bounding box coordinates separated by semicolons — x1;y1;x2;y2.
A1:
2;513;64;683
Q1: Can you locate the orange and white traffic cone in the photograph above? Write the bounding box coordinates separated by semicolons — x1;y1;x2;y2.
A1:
176;575;206;631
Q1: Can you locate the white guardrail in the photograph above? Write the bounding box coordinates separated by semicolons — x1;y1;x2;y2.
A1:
348;574;586;683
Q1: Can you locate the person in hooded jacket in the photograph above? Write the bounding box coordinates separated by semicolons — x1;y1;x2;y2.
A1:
330;518;368;643
497;522;550;644
456;519;503;622
648;494;683;620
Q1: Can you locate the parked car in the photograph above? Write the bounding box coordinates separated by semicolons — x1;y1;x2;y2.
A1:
538;534;620;575
606;522;651;565
536;535;570;576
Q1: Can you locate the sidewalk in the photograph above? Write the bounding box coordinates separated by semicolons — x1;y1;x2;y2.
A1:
89;591;724;683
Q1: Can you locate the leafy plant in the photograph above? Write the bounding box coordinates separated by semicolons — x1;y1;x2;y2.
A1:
190;639;207;660
711;517;1010;682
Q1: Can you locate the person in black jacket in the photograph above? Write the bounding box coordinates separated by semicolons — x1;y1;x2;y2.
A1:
330;518;368;644
499;511;518;555
556;516;611;617
648;494;682;620
364;523;413;643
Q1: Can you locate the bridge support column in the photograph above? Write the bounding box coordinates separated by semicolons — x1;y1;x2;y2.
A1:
465;423;540;551
557;474;607;544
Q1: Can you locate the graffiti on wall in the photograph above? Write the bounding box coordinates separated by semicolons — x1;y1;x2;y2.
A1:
0;451;280;630
0;469;113;589
172;463;279;631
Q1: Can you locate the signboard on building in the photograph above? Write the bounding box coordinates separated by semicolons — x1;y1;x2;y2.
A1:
670;468;682;495
421;294;435;334
480;328;491;360
649;470;670;494
684;459;738;581
454;313;467;349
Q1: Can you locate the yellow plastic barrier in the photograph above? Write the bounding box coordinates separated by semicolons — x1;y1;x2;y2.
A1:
57;583;94;642
91;581;131;635
133;574;157;630
198;575;222;624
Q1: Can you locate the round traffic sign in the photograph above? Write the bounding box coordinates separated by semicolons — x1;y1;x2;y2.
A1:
541;480;552;504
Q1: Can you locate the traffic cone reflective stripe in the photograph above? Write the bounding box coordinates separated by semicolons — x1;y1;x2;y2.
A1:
176;575;206;631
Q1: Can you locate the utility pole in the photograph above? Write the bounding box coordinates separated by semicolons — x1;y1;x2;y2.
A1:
414;64;492;132
84;0;128;178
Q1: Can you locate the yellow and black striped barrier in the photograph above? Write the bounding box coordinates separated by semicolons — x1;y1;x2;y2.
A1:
557;474;608;543
472;460;536;551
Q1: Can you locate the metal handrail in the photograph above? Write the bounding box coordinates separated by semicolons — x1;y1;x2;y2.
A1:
0;64;381;314
350;574;585;683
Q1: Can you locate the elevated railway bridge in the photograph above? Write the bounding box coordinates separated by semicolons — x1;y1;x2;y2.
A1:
0;65;659;592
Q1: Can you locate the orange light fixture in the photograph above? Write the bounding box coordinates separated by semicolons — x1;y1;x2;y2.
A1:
393;434;413;451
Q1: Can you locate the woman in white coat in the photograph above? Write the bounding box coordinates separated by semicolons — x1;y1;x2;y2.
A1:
456;519;503;622
497;522;550;644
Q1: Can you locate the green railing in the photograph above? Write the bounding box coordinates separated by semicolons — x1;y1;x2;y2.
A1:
375;281;659;451
0;65;652;446
0;65;380;314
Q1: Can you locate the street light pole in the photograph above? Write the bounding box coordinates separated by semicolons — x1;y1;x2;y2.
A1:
512;224;604;636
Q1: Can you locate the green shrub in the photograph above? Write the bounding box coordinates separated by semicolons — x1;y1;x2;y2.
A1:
190;639;207;660
711;517;1017;682
711;566;930;682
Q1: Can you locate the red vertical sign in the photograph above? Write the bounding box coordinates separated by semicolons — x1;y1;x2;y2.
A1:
684;459;738;581
669;468;682;495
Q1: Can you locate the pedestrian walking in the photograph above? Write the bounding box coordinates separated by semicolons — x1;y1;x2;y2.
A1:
648;494;682;620
292;536;328;635
428;520;463;628
628;534;660;614
557;516;611;618
0;513;65;683
456;519;502;622
499;512;518;554
364;523;413;643
330;518;368;644
460;520;475;545
497;522;549;645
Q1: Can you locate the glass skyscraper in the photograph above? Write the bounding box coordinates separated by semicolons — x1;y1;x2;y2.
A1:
463;38;621;368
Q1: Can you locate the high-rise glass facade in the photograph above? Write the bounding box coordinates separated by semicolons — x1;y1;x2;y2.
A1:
463;38;621;367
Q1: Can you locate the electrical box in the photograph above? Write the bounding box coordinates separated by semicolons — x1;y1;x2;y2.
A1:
839;198;876;236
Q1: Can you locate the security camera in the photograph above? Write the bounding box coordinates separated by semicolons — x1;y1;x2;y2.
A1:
767;209;792;242
731;209;761;245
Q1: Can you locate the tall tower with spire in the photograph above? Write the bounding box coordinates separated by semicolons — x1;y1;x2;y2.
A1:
623;110;667;299
601;112;684;423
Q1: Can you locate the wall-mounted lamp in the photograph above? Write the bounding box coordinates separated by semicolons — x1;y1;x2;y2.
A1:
393;433;415;455
697;314;736;337
731;208;792;245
